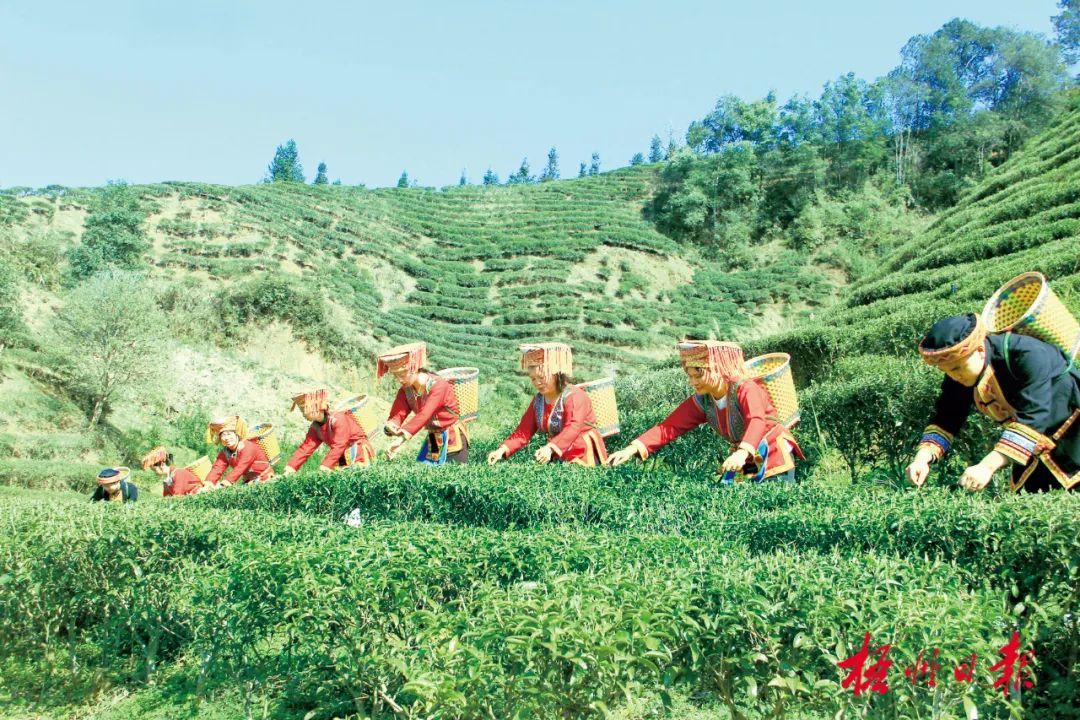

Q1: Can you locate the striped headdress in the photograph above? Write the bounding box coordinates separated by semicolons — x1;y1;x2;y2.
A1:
919;314;988;367
141;446;169;470
376;342;428;380
206;415;249;445
291;389;329;416
519;342;573;377
677;340;745;383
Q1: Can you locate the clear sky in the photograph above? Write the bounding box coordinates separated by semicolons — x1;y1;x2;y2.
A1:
0;0;1063;189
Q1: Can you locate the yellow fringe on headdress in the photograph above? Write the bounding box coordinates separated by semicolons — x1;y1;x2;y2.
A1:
141;446;169;470
919;315;987;367
677;340;745;382
291;389;329;416
519;343;574;377
376;342;428;380
206;415;249;444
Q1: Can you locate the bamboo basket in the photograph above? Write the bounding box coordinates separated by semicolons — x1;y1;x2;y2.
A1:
334;394;381;436
982;272;1080;360
577;377;620;437
184;456;211;482
248;423;281;465
437;367;479;423
744;353;800;428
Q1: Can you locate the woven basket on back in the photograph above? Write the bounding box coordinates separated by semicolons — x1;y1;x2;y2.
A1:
184;456;211;482
436;367;479;423
577;377;620;437
247;423;281;465
334;394;381;436
744;353;800;428
982;272;1080;360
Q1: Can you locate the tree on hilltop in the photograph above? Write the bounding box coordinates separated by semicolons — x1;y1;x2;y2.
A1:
482;168;500;185
265;139;305;183
540;147;559;182
589;152;601;176
507;158;534;184
648;135;665;162
578;162;587;178
397;171;409;188
313;162;328;185
630;152;645;165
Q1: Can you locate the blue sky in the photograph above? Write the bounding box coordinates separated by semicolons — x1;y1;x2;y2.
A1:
0;1;1063;189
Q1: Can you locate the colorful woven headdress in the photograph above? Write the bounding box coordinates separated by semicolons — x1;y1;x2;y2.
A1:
376;342;427;380
141;446;169;470
677;340;745;383
97;466;131;486
206;415;248;444
519;342;573;377
291;389;329;416
919;314;987;367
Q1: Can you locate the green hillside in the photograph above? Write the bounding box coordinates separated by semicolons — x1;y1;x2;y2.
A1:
749;92;1080;381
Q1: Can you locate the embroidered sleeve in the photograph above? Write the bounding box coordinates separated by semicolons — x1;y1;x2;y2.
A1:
917;424;954;462
204;450;229;485
995;422;1054;465
387;389;410;430
547;389;589;457
633;395;708;459
287;424;322;471
403;379;452;438
501;400;538;457
735;382;771;461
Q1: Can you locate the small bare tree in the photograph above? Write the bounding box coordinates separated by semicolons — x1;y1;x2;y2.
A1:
50;269;169;428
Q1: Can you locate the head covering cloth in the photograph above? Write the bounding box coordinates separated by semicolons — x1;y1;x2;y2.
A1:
97;466;131;486
519;342;574;377
140;446;169;470
677;340;745;386
291;389;329;417
206;415;249;445
919;314;987;367
376;342;427;380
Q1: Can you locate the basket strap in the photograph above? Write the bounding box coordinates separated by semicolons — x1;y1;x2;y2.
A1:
1002;332;1014;377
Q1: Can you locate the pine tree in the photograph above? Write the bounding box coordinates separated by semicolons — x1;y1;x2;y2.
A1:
666;131;678;158
630;152;645;165
648;135;665;163
459;169;468;186
508;158;534;184
483;168;500;185
540;147;559;182
589;152;601;176
265;139;305;183
313;162;328;185
397;171;409;188
578;162;587;178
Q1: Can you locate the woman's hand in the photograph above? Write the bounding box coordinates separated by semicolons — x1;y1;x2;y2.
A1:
959;463;994;492
606;447;638;467
720;449;750;474
283;465;297;476
534;445;555;464
386;437;406;460
487;446;507;465
905;448;936;488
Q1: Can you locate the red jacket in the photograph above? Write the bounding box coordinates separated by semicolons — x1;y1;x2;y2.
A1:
632;380;801;479
287;410;374;470
388;376;467;451
162;467;203;497
501;385;608;466
205;441;274;485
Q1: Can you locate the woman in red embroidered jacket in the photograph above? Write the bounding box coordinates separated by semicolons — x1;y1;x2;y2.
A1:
203;415;276;486
283;389;375;473
142;446;205;496
378;342;469;464
607;340;802;482
488;343;608;466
